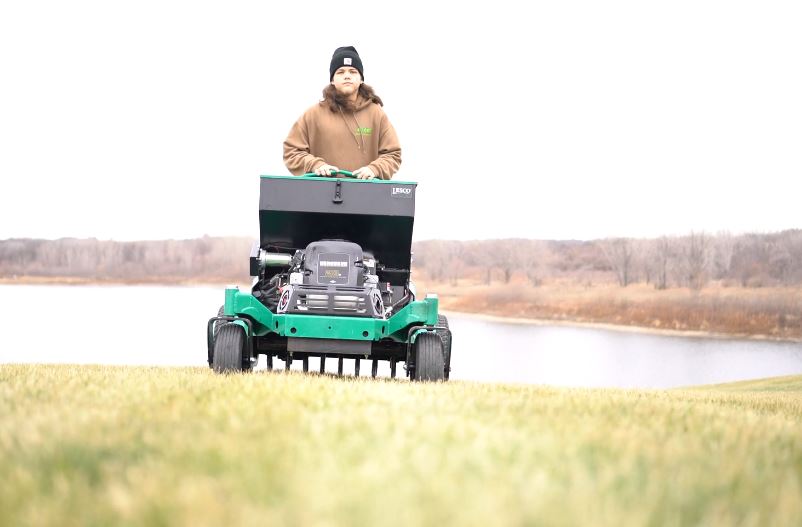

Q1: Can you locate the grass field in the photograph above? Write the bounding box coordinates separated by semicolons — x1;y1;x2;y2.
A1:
1;365;801;526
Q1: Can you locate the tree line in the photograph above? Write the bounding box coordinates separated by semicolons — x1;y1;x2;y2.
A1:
1;230;800;288
412;230;802;289
0;237;252;282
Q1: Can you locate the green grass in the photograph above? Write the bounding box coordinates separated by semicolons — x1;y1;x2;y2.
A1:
1;365;801;527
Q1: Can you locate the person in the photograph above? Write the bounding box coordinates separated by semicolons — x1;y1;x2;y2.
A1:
283;46;401;180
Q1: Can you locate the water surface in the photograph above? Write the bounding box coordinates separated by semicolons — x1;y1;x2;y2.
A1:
1;285;800;388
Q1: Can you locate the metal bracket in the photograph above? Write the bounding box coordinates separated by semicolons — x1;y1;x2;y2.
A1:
333;180;343;204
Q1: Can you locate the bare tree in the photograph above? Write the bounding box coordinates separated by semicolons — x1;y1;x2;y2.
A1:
731;234;771;287
679;231;710;289
634;239;654;285
712;230;735;280
654;236;673;290
413;240;447;282
443;241;465;286
520;240;549;286
497;240;522;284
769;238;793;286
600;238;634;287
470;241;495;285
779;230;802;284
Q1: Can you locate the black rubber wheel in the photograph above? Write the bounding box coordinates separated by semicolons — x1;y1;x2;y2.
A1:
213;305;225;336
412;332;445;382
436;314;452;380
208;305;225;368
213;324;250;373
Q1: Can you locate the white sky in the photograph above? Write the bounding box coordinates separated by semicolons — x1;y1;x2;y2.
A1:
1;0;800;242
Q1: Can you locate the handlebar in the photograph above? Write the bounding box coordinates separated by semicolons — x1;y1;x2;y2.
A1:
301;170;355;178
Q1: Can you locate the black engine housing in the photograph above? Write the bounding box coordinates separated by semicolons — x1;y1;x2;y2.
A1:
303;240;363;287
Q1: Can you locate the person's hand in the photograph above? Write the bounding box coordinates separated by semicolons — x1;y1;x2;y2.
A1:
314;164;339;176
353;166;376;180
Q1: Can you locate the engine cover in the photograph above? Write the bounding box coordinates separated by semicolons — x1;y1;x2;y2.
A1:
304;240;363;287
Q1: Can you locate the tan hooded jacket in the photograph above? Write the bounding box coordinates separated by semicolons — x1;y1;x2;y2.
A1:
283;96;401;180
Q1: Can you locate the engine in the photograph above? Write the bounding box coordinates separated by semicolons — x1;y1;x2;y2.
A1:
251;240;411;319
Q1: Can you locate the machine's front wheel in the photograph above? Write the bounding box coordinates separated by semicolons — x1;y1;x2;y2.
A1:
213;306;225;336
208;305;225;368
412;332;445;382
213;324;250;373
436;314;452;380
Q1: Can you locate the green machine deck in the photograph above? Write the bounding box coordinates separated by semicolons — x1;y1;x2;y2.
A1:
207;173;452;381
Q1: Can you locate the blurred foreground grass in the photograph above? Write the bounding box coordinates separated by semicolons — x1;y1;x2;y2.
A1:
1;365;801;526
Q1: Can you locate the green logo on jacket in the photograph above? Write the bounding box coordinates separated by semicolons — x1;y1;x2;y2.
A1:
354;127;373;137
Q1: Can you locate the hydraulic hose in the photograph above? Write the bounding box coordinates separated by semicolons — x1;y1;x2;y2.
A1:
390;290;412;312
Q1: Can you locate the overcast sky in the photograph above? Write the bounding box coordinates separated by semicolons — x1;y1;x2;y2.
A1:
1;0;799;242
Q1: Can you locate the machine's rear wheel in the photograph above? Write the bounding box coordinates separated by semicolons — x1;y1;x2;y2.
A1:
436;314;452;380
213;324;250;373
412;332;445;382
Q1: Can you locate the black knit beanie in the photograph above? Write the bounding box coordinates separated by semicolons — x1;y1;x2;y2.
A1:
329;46;364;81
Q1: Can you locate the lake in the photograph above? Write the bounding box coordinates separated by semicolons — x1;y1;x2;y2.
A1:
1;285;800;388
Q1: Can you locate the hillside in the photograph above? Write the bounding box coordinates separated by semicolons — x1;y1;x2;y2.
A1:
1;365;800;526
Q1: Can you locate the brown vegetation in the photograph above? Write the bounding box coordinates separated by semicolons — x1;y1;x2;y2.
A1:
411;231;802;340
417;279;802;341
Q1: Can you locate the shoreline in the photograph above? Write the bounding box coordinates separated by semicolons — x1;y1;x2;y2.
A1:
440;309;802;344
3;277;800;344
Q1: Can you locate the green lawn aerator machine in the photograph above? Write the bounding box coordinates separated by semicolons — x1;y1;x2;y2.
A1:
207;172;452;381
